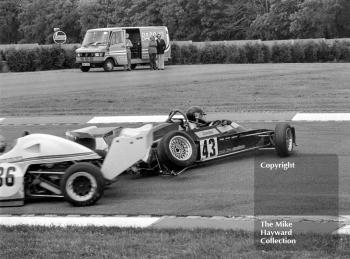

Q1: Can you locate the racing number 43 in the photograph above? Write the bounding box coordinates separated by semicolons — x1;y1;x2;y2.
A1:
200;137;218;161
0;166;15;187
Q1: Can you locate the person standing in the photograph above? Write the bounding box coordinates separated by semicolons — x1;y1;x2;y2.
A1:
156;33;166;70
148;35;157;70
125;33;133;71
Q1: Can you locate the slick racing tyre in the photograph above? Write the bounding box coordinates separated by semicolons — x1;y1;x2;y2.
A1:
61;162;105;206
103;58;114;72
80;66;90;72
157;131;197;169
274;123;294;157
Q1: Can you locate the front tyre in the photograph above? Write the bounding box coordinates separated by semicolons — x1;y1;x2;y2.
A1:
157;131;197;169
274;123;294;157
61;162;104;206
103;59;114;72
80;66;90;72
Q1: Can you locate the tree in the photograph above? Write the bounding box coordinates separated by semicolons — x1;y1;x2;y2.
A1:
199;0;255;40
126;0;163;26
249;0;302;40
157;0;203;40
19;0;81;44
176;0;203;40
336;0;350;37
78;0;108;36
159;0;187;40
0;0;21;43
290;0;344;39
249;0;272;15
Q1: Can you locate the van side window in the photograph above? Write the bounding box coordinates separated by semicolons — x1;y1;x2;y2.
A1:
110;31;123;45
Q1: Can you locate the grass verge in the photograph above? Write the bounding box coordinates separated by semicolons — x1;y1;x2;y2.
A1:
1;63;350;116
1;226;350;258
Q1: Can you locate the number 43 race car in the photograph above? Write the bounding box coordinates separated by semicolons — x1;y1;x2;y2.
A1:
0;109;296;207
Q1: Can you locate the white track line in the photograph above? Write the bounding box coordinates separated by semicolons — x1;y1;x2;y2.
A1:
292;113;350;121
334;225;350;235
3;113;350;124
0;216;160;228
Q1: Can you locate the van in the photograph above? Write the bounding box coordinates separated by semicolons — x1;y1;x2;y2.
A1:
76;26;171;72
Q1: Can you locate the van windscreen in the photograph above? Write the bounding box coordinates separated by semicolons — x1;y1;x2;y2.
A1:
82;31;109;46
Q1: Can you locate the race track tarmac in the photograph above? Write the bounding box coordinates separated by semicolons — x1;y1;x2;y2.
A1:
0;118;349;217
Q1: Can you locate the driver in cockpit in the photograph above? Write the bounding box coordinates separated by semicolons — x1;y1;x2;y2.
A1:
186;106;232;129
186;106;209;128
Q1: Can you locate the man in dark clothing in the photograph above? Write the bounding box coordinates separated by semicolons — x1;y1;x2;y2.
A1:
156;33;166;70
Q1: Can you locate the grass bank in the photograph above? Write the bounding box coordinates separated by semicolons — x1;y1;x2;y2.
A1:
1;63;350;116
1;226;350;258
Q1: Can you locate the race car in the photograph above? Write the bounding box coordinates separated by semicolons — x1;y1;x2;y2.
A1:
68;108;296;176
0;108;296;207
0;124;153;207
135;109;295;175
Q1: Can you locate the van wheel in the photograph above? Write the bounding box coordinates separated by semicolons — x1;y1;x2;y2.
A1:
131;64;137;70
103;59;114;72
80;66;90;72
61;162;104;206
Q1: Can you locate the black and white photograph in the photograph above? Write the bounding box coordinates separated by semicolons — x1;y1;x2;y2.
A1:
0;0;350;258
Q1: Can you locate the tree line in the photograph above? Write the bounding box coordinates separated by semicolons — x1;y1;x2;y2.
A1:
1;0;350;44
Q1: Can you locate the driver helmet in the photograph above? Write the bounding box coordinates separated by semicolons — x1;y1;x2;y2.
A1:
186;106;206;122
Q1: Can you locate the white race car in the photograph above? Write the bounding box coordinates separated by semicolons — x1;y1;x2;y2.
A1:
0;124;153;207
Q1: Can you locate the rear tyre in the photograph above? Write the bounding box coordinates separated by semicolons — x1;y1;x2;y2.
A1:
103;59;114;72
157;131;197;169
80;66;90;72
61;162;104;206
274;123;294;157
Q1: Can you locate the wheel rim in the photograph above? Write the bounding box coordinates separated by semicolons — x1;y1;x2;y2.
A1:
169;136;192;161
286;128;293;152
66;171;97;202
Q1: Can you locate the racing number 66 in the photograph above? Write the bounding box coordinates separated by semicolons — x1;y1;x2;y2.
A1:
200;137;218;161
0;166;15;187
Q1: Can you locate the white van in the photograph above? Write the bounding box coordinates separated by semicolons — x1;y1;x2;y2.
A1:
76;26;171;72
